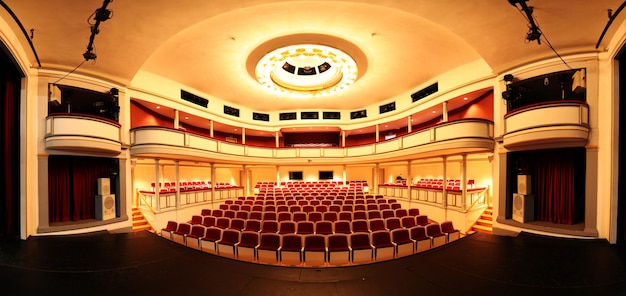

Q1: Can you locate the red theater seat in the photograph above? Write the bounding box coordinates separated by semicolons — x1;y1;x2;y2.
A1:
278;221;296;235
243;219;261;233
172;223;192;245
185;225;206;250
257;233;281;264
236;231;259;262
333;221;352;234
384;217;403;231
315;221;333;235
426;223;446;248
351;220;369;233
400;216;417;229
368;219;386;232
200;227;222;254
350;233;373;264
371;230;395;261
303;234;327;267
217;229;240;258
296;221;314;235
327;234;350;266
409;226;431;253
391;228;414;258
280;234;303;266
260;220;279;234
229;218;246;231
440;221;461;242
161;221;177;240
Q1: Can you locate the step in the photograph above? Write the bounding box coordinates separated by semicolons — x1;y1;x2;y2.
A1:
480;213;492;219
472;224;493;233
476;218;493;226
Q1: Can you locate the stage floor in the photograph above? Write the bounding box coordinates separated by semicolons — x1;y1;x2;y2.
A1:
1;231;625;295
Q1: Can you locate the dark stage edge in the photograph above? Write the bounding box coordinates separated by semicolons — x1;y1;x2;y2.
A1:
1;231;625;296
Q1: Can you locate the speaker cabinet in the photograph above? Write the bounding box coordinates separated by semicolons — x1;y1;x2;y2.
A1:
512;193;534;223
97;178;110;195
517;175;531;195
95;194;116;220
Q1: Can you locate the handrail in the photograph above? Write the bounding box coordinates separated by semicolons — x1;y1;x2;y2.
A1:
137;190;156;214
462;186;489;213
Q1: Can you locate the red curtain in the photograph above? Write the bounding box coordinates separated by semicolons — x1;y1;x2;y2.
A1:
1;78;19;236
516;148;584;225
48;156;115;222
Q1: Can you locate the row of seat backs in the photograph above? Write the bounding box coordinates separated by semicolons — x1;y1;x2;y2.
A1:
168;216;441;238
199;208;419;222
217;202;402;213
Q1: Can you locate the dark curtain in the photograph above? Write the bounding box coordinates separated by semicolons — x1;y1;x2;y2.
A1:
48;155;116;222
0;77;20;236
48;156;72;223
513;148;585;225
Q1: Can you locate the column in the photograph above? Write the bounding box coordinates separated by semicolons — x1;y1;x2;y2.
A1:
242;127;246;145
374;163;379;195
174;110;179;129
243;164;248;196
442;156;447;209
342;130;346;147
375;124;380;142
175;160;180;208
407;116;412;133
276;165;280;186
461;153;468;211
210;163;215;208
407;160;412;203
275;131;280;148
154;159;160;211
443;101;448;122
210;120;214;138
343;165;347;185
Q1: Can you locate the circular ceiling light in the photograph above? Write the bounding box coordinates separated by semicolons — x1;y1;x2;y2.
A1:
255;44;358;97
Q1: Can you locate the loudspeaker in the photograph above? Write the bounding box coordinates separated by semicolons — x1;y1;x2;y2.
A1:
517;175;531;195
512;193;534;223
95;194;116;220
97;178;110;195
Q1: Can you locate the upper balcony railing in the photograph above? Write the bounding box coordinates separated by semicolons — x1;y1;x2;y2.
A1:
45;113;122;155
130;118;495;164
503;100;589;150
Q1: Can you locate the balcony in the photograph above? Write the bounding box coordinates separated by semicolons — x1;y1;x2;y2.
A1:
503;101;589;151
45;113;122;155
130;119;494;164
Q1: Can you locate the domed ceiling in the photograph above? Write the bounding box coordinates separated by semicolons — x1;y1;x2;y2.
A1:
3;0;623;112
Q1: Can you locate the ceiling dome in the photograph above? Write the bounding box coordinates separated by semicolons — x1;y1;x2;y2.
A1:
255;44;358;97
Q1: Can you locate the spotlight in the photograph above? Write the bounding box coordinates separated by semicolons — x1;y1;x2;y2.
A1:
94;8;111;22
83;51;97;61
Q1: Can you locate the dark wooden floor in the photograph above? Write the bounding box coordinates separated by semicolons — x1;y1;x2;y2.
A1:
0;231;625;296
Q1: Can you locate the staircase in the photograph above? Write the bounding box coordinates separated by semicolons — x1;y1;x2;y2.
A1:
470;206;493;234
132;207;154;233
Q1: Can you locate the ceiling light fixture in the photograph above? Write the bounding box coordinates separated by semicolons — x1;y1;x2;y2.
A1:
255;44;358;98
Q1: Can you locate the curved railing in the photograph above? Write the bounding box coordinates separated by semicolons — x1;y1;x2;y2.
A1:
130;118;495;164
503;100;589;150
45;113;122;154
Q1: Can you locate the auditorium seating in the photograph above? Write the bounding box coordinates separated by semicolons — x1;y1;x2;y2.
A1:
350;233;374;264
164;191;466;266
257;233;281;264
236;231;259;262
371;230;395;261
440;221;460;242
426;223;447;248
200;227;222;254
172;223;192;244
161;221;178;240
303;234;327;267
186;225;206;249
391;228;414;258
280;234;303;266
217;229;240;258
327;234;351;266
409;226;431;253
